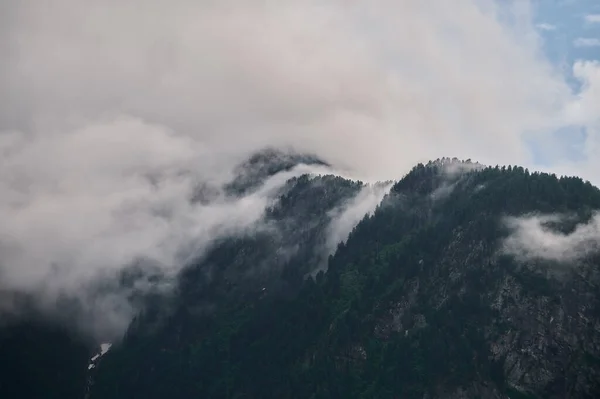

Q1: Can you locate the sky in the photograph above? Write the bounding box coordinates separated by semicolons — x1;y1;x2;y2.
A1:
530;0;600;169
0;0;599;338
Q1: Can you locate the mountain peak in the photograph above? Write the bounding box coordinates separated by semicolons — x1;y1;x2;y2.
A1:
224;147;330;195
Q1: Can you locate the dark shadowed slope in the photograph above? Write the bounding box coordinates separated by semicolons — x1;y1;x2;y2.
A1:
0;149;362;399
0;317;92;399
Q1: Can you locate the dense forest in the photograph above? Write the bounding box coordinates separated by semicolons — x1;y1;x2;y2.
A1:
2;154;600;398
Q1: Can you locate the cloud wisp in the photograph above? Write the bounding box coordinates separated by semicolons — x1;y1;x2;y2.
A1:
536;23;557;31
325;182;393;259
584;14;600;24
502;213;600;263
0;129;335;339
2;1;600;181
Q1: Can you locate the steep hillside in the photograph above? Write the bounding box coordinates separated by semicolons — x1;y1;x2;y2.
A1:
3;156;600;399
0;317;92;399
88;159;600;399
88;171;366;398
0;150;365;399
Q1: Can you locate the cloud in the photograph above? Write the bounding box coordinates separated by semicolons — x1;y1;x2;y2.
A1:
536;23;556;31
426;158;486;200
436;158;486;177
502;213;600;263
573;38;600;47
544;60;600;186
1;0;600;337
585;14;600;24
0;119;333;338
2;0;598;180
325;182;393;261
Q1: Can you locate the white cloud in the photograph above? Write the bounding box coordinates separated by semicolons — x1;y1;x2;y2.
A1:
325;182;393;260
553;61;600;185
536;23;556;31
585;14;600;23
1;0;600;337
503;213;600;263
2;0;594;180
573;38;600;47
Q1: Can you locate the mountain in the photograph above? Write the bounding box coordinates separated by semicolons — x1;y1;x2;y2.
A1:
88;159;367;398
87;158;600;399
3;154;600;398
0;149;362;399
223;147;330;196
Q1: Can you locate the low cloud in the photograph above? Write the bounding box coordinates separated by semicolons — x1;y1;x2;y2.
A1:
435;158;486;177
324;182;393;261
0;120;333;338
427;158;485;201
430;182;457;201
502;213;600;263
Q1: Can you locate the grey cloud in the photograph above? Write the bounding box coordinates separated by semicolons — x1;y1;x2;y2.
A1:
2;1;597;179
1;0;600;337
0;121;332;338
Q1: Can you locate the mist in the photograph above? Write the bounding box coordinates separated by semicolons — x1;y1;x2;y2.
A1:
0;144;335;339
326;183;393;259
502;213;600;263
1;0;600;338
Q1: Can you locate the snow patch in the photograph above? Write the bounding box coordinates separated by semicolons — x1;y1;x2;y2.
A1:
87;342;113;370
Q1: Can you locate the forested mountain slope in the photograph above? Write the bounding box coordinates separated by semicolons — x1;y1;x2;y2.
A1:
88;159;600;399
89;171;367;398
2;155;600;398
0;150;366;398
0;317;92;399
